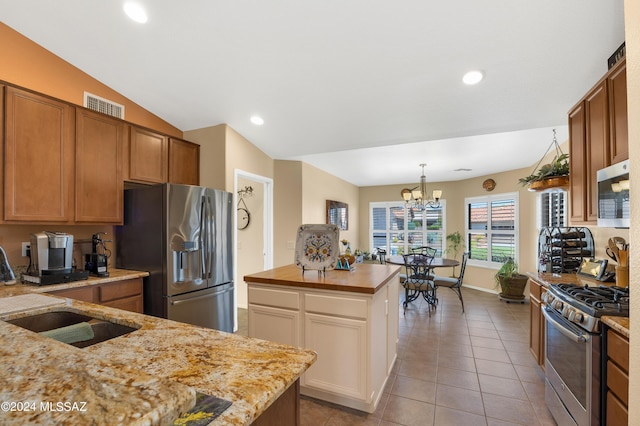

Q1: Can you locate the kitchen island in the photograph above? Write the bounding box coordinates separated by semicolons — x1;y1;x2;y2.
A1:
244;263;401;413
0;294;316;425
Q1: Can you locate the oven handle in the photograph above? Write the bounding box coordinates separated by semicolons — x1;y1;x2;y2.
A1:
542;306;590;343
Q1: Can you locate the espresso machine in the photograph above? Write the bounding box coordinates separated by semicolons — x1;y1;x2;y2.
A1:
24;231;88;285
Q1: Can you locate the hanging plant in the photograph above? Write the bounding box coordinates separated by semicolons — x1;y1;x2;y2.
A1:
518;129;570;192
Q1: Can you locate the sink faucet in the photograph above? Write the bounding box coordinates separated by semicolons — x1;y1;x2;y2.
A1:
0;246;17;285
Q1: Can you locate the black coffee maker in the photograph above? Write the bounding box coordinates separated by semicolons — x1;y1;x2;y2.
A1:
85;233;110;277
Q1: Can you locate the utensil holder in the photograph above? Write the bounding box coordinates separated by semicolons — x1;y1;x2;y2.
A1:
615;265;629;287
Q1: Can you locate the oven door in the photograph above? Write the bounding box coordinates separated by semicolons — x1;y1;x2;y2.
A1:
543;305;594;426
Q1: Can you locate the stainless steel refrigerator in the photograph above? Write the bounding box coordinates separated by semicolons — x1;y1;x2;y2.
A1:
116;183;234;332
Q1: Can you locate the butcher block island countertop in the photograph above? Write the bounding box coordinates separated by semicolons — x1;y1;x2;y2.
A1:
0;294;316;425
244;263;401;414
243;263;401;294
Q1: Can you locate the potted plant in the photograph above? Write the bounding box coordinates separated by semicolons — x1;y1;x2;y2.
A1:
445;231;464;277
494;257;529;302
518;129;569;192
518;153;569;191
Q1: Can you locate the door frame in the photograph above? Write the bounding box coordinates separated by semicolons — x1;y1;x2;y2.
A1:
233;169;273;320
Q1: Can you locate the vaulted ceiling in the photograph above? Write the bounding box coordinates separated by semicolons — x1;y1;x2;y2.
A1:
0;1;625;185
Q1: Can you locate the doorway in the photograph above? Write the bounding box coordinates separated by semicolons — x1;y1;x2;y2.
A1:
233;170;273;330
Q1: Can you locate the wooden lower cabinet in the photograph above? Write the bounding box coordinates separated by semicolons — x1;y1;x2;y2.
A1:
252;380;299;426
605;327;629;425
47;278;143;313
528;278;546;367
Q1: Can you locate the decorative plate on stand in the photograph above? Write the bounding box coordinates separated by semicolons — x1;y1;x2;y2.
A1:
295;224;340;270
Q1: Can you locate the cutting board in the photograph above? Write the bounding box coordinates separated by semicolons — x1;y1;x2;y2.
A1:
0;294;66;316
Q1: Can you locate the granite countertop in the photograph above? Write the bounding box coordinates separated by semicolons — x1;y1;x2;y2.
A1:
526;271;603;288
0;294;317;425
0;269;150;298
602;316;630;338
244;263;401;294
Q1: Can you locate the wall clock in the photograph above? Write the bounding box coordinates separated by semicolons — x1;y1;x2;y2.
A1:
237;207;251;230
483;178;496;192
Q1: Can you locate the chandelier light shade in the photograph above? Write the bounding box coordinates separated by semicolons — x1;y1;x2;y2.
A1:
401;164;442;209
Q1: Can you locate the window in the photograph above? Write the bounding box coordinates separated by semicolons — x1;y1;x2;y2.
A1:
465;192;518;267
538;191;566;228
370;201;446;256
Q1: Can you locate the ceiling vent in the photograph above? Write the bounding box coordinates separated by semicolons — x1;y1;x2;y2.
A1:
83;92;125;119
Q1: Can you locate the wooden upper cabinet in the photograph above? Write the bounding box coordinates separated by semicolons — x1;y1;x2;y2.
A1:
75;108;124;223
608;59;628;164
127;125;168;184
569;102;587;224
3;87;75;222
584;81;609;222
568;59;628;225
169;138;200;185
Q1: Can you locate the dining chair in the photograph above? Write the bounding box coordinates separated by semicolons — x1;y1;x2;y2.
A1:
401;252;436;315
376;248;387;264
432;252;469;312
410;246;438;257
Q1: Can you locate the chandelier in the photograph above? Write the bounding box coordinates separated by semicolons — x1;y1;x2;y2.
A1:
400;163;442;209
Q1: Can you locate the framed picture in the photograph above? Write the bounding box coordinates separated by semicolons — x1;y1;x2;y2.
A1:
326;200;348;230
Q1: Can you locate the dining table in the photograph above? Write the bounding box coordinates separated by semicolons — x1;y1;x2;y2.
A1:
385;255;460;269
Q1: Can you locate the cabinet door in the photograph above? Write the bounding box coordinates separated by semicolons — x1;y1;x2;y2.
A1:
75;108;124;223
169;138;200;185
568;103;587;223
248;304;300;347
303;312;367;400
128;126;168;183
4;87;75;222
584;81;609;222
47;286;97;303
608;59;628;164
102;295;143;313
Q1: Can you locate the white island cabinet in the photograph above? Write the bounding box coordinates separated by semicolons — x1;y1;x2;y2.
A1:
245;263;400;413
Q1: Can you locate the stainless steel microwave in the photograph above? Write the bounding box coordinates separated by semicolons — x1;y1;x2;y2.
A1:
597;159;629;228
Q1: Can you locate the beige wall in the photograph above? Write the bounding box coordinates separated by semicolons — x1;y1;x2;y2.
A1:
624;0;639;418
183;124;226;190
302;162;360;248
272;161;360;267
274;161;303;266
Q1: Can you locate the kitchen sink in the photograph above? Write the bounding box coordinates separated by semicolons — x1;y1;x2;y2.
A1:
6;310;139;348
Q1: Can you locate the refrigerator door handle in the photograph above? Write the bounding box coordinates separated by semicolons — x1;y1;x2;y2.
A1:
201;195;214;280
169;286;230;305
200;196;207;279
206;195;215;279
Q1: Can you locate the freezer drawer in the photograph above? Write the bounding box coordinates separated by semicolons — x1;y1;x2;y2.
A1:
167;283;234;332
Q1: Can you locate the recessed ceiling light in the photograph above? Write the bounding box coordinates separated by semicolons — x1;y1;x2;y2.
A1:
462;70;484;85
123;2;148;23
250;116;265;126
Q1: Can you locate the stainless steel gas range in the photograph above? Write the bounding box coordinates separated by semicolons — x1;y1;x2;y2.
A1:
542;283;629;426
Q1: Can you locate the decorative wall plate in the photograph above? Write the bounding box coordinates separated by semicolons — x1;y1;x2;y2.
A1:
482;178;496;192
295;224;340;270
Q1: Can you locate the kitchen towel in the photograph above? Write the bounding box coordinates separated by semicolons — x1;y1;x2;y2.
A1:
40;322;95;344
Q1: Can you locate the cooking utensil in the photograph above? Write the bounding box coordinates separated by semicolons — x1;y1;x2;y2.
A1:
607;238;620;262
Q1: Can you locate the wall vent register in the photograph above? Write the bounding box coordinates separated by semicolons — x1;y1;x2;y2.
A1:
84;92;125;119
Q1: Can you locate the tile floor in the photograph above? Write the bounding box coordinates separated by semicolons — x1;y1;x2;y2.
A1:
237;286;557;425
